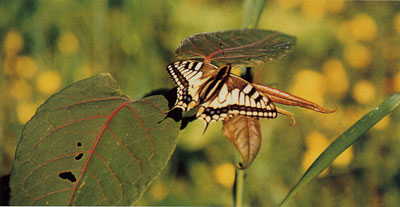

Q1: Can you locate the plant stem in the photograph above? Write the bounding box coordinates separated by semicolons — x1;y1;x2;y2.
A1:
235;168;245;206
236;0;266;206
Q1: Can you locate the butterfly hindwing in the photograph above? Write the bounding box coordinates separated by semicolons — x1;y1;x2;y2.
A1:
196;74;277;125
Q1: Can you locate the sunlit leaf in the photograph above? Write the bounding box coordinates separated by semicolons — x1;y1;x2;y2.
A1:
10;73;180;205
175;29;296;67
222;116;262;169
279;92;400;206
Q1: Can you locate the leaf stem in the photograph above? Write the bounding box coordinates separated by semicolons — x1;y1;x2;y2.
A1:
235;168;245;206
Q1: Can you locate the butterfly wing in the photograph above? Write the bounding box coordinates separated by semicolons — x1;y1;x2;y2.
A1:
166;60;218;111
196;74;277;126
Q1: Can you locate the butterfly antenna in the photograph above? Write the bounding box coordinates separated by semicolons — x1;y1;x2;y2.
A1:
276;107;296;126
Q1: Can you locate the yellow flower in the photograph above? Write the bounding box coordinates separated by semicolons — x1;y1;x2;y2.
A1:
4;30;24;55
17;101;38;124
290;69;325;106
9;79;33;101
57;31;79;54
337;21;356;44
16;56;38;79
332;146;353;167
394;12;400;34
373;115;391;131
150;183;168;201
344;43;372;69
323;59;349;98
73;64;94;81
326;0;345;14
352;80;376;105
350;14;377;42
394;71;400;92
214;163;235;187
300;0;327;20
302;131;330;175
37;70;62;95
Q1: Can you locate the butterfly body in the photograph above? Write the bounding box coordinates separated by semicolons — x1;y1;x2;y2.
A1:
166;60;277;129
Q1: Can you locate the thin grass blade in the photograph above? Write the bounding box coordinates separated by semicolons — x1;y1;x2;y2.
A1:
280;92;400;206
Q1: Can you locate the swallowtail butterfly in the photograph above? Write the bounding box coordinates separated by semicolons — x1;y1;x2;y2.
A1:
166;60;277;130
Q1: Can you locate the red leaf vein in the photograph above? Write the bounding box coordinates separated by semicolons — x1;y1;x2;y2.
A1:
66;101;130;205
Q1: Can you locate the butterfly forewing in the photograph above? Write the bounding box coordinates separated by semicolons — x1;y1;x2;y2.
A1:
166;60;218;111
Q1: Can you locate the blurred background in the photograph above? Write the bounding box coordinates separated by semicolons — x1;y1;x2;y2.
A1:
1;0;400;206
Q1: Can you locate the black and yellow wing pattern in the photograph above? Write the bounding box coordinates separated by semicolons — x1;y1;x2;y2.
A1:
166;60;277;128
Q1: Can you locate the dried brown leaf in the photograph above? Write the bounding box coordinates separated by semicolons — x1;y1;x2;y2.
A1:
222;115;262;169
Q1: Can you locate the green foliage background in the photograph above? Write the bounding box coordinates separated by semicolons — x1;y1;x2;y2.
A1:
1;0;399;206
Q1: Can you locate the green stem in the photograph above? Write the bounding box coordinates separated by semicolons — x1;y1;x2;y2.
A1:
236;0;266;205
235;168;245;206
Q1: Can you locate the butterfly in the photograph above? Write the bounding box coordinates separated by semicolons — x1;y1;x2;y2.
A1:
166;60;277;131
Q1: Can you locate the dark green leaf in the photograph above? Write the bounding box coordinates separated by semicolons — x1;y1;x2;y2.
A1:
280;92;400;206
10;73;180;205
175;29;296;67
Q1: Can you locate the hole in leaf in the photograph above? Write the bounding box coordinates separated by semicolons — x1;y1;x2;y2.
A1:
75;153;83;160
59;171;76;183
76;142;82;147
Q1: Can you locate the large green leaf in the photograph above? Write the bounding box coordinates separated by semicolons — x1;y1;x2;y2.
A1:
10;73;180;205
280;92;400;206
175;29;296;67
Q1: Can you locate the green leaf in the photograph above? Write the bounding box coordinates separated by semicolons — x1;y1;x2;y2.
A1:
279;92;400;206
175;29;296;67
10;73;180;205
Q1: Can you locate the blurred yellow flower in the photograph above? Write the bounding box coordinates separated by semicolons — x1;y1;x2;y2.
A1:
325;0;344;14
302;131;329;175
9;79;33;101
373;115;391;131
305;131;329;151
150;183;168;201
332;146;353;167
352;80;376;105
17;101;38;124
214;163;235;187
290;69;325;106
350;14;377;42
37;70;62;95
337;21;355;44
4;29;24;55
57;31;79;54
276;0;300;9
343;106;367;128
300;0;326;20
394;71;400;92
394;12;400;34
16;56;38;79
323;59;349;98
73;64;94;81
344;43;372;69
